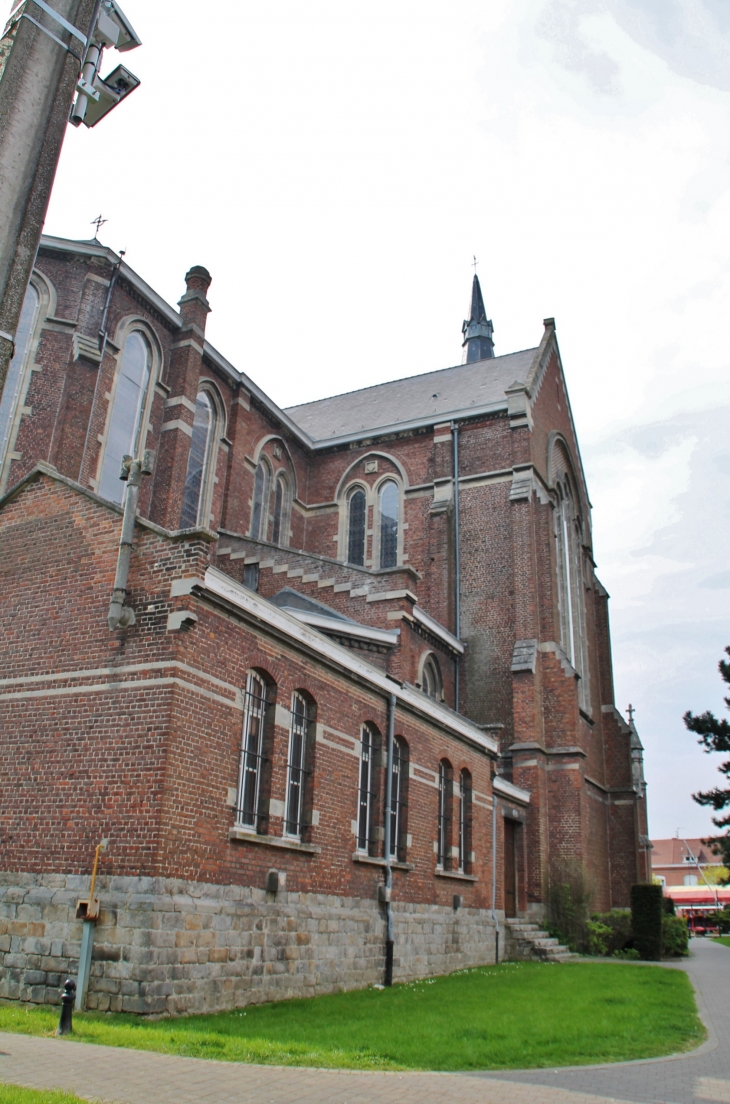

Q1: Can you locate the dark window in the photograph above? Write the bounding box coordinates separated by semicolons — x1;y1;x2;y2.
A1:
251;459;271;539
271;474;289;546
437;759;453;869
180;391;213;528
388;736;409;863
357;723;380;853
243;562;259;591
347;487;366;566
98;331;150;504
236;671;270;832
379;481;399;568
458;769;472;874
285;691;313;838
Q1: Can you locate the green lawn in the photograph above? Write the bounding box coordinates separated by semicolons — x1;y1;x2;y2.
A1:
0;962;703;1072
712;935;730;948
0;1089;89;1104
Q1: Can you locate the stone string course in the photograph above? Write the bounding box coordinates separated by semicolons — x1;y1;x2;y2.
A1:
0;873;497;1015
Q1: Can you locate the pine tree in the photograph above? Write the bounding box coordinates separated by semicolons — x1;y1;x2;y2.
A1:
684;646;730;877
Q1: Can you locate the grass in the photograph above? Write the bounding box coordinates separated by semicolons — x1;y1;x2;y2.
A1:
0;962;703;1072
0;1089;90;1104
712;935;730;948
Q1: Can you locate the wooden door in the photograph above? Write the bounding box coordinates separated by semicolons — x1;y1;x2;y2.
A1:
504;818;517;918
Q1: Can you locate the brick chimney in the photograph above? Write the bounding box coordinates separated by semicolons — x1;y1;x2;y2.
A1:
150;266;212;531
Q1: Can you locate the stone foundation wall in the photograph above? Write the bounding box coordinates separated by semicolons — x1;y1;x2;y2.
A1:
0;873;498;1015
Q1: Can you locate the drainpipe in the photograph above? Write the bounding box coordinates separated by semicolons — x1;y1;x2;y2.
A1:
383;692;396;985
75;837;108;1011
107;451;154;630
491;778;500;964
78;249;125;482
451;422;461;711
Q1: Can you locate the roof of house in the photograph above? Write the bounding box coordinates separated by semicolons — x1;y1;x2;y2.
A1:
283;347;538;441
651;838;720;866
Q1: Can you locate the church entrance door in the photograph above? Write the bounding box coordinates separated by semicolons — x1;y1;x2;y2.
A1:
504;818;517;918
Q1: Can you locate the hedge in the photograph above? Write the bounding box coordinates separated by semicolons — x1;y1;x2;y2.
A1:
631;883;663;960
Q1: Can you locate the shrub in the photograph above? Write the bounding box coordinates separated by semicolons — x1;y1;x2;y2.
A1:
586;921;611;956
662;915;689;957
547;861;593;951
631;883;663;960
613;947;640;959
716;906;730;933
662;896;676;916
590;909;632;956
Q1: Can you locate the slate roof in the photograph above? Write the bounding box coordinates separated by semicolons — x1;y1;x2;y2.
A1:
283;347;538;441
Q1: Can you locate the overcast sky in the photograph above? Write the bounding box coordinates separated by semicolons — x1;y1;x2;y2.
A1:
43;0;730;841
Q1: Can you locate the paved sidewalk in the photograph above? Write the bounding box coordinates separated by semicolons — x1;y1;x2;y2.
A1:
0;937;727;1104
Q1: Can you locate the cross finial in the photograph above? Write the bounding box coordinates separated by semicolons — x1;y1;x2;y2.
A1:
91;214;108;240
472;254;478;272
627;703;635;723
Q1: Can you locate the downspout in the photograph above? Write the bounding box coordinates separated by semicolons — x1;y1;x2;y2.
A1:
451;421;461;712
383;692;396;985
78;249;125;482
491;779;500;963
107;451;153;630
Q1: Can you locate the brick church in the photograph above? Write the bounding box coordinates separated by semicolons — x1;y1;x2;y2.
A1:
0;235;650;1014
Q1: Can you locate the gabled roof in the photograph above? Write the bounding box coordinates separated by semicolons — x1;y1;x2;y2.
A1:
283;348;537;441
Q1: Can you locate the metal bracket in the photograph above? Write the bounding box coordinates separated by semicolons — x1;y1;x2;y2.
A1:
11;0;87;43
4;1;87;62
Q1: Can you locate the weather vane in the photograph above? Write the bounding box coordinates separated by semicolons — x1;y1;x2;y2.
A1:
91;215;108;240
627;703;635;723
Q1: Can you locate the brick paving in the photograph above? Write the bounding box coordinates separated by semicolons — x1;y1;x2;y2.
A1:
0;937;727;1104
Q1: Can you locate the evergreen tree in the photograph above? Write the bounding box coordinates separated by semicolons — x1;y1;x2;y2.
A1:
684;646;730;878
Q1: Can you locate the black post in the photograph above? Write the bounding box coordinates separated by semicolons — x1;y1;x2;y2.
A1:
384;939;394;987
57;978;76;1035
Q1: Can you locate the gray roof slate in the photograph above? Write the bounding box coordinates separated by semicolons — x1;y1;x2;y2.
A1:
283;347;538;441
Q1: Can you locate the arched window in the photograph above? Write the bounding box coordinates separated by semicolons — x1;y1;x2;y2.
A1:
421;655;443;700
347;487;366;566
236;670;271;833
285;691;315;839
458;769;472;874
251;457;271;540
388;736;409;863
379;480;399;568
180;390;215;529
0;282;39;476
437;759;453;869
357;722;380;854
271;473;290;546
554;475;590;711
98;331;151;504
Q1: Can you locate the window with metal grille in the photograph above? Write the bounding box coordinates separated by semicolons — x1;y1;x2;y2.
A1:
251;458;271;539
388;736;409;863
437;759;453;869
285;691;312;838
180;391;214;529
236;671;270;832
98;331;151;504
379;481;399;569
347;487;366;566
357;723;379;853
458;768;473;874
271;474;289;546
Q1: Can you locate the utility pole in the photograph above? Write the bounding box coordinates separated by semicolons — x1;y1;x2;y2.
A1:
0;0;140;403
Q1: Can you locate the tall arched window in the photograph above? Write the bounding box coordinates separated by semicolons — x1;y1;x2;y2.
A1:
0;282;39;475
236;670;271;832
458;768;472;874
388;736;409;863
251;458;271;539
271;473;290;546
421;655;442;700
347;487;366;566
98;331;151;504
285;691;315;839
357;722;380;854
554;475;590;711
180;390;215;529
437;759;453;869
379;480;399;568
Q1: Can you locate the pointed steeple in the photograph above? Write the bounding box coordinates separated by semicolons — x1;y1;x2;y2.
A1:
461;274;494;363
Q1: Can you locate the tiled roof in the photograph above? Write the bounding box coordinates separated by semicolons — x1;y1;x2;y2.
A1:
284;347;538;441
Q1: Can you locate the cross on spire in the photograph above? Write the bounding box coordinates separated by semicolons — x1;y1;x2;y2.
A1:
627;703;636;724
472;254;478;272
91;214;108;240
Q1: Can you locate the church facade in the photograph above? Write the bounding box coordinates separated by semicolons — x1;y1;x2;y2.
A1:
0;235;649;1014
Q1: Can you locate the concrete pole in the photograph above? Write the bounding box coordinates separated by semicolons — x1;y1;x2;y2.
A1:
0;0;98;400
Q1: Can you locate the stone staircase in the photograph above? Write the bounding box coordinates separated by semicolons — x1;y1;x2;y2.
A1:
504;919;578;962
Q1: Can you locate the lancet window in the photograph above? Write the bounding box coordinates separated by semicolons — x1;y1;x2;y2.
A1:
347;487;366;566
98;331;151;504
180;390;216;529
0;282;39;482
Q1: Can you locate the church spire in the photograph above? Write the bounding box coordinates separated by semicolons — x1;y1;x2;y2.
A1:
461;274;494;363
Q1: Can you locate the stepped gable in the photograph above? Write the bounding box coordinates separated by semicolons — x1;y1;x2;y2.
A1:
283;347;537;440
